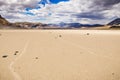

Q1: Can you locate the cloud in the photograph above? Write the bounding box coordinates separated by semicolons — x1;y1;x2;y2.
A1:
0;1;7;6
0;0;120;24
0;0;40;22
32;0;94;23
0;0;40;8
94;0;120;7
74;12;105;20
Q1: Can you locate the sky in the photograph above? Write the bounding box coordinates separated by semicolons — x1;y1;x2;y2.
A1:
0;0;120;24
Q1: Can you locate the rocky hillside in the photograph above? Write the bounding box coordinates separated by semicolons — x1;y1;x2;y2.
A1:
0;15;48;29
0;15;9;25
107;18;120;29
108;18;120;25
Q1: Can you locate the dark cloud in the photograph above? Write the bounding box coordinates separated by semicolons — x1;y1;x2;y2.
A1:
0;0;120;24
0;1;7;6
74;12;105;20
84;0;120;18
94;0;120;8
5;15;20;19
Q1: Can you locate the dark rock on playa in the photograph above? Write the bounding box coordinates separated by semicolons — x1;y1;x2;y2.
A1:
14;51;19;55
2;55;8;58
112;73;115;75
87;33;90;35
59;35;62;37
35;57;38;59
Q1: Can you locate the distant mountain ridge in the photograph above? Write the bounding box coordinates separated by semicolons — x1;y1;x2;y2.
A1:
108;18;120;25
48;22;103;28
1;14;115;29
0;15;9;25
107;18;120;28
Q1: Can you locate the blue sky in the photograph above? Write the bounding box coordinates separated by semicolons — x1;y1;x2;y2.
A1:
0;0;120;24
25;0;70;16
26;0;69;10
39;0;69;4
49;0;69;4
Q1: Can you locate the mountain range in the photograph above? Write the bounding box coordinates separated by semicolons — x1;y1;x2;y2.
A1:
108;18;120;25
0;15;9;26
48;22;103;28
0;14;120;29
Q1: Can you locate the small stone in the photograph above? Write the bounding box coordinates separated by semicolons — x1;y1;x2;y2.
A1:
59;35;62;37
35;57;38;59
2;55;8;58
14;51;19;55
87;33;90;35
14;53;17;55
112;73;115;75
15;51;19;53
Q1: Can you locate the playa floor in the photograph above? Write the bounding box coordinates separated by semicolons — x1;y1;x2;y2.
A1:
0;30;120;80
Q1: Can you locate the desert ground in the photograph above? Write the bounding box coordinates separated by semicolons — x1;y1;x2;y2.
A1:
0;30;120;80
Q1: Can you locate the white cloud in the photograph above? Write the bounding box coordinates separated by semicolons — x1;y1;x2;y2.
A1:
0;0;40;22
103;3;120;18
26;0;94;23
0;0;120;24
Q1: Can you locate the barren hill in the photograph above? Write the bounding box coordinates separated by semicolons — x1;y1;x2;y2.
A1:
108;18;120;29
108;18;120;25
0;15;9;25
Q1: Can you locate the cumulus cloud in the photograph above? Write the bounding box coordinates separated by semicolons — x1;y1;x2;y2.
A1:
0;0;40;22
94;0;120;7
0;0;120;24
0;0;40;8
